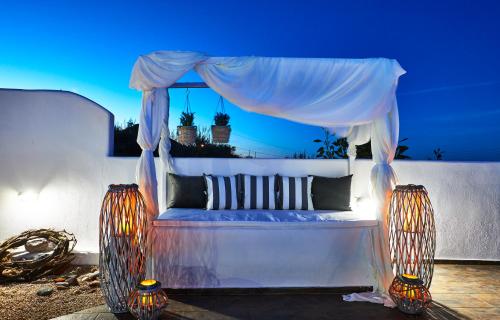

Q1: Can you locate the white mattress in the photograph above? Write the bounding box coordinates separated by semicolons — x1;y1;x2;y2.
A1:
152;208;382;288
154;208;377;228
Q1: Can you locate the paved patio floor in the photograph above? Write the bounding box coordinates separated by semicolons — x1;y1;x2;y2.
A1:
52;264;499;320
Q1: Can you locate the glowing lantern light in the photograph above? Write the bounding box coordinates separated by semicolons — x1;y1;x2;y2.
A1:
128;279;169;320
99;184;147;313
389;274;432;314
389;185;436;288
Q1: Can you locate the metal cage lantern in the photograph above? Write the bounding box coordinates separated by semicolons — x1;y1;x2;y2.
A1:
128;279;169;320
389;184;436;288
389;274;432;314
99;184;147;313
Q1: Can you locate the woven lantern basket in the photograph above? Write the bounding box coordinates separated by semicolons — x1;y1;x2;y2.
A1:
177;126;197;145
99;184;147;313
389;184;436;288
211;125;231;144
389;274;432;314
128;279;169;320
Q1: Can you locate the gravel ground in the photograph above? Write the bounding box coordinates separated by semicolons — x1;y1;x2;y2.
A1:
0;265;105;320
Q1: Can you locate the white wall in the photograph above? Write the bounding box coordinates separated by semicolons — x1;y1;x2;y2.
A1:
0;89;498;264
0;89;132;261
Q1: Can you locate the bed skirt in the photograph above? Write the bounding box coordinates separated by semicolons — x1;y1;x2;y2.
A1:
151;210;380;289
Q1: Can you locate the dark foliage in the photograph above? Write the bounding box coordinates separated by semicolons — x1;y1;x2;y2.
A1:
287;150;313;159
313;129;411;160
214;112;230;126
313;129;348;159
114;122;239;158
355;138;411;160
179;111;195;126
433;148;444;160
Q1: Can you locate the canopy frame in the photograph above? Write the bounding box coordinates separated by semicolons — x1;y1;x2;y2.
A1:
129;51;405;306
169;82;209;88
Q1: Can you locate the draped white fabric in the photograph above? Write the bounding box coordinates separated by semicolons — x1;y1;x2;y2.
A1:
131;51;206;217
370;101;400;289
195;57;404;127
136;88;168;219
130;51;207;90
129;51;405;304
344;124;372;174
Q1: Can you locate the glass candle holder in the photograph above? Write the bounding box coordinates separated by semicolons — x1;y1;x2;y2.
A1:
128;279;169;320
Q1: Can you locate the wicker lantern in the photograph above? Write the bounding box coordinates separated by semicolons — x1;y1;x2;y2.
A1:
128;279;169;320
389;274;432;314
389;185;436;288
99;184;147;313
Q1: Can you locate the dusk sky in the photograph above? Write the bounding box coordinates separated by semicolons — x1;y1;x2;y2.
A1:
1;1;499;160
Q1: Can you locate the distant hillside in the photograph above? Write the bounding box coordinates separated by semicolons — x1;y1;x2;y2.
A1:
114;124;239;158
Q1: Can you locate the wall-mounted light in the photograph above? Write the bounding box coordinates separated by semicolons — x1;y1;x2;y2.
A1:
18;190;39;203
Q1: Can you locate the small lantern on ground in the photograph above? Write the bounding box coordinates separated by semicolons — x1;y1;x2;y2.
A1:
389;274;432;315
128;279;169;320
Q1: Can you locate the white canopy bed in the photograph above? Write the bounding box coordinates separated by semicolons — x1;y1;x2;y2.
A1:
129;51;406;306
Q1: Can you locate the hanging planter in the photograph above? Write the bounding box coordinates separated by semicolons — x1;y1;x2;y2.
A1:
211;96;231;144
177;89;197;145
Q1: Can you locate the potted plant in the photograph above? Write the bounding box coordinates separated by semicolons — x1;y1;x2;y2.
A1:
177;111;197;145
211;112;231;144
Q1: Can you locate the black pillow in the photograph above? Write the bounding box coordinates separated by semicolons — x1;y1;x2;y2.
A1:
311;175;352;211
167;173;207;209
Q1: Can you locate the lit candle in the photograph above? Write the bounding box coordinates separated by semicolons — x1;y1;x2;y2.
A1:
402;195;422;233
401;274;419;300
128;279;168;320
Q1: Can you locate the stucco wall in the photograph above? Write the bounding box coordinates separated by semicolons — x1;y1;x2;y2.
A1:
0;89;120;258
0;89;498;264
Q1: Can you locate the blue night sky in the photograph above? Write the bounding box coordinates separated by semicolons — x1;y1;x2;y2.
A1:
1;1;499;160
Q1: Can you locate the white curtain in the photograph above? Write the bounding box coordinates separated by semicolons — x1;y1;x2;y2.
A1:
370;99;399;289
158;91;174;212
131;51;207;218
341;99;399;307
345;124;372;174
195;56;404;127
136;88;167;219
130;51;207;90
130;51;405;303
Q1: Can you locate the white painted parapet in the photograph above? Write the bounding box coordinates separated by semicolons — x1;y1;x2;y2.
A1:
0;89;498;263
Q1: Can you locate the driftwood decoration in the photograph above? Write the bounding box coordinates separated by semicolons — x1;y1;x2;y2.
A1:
0;229;77;282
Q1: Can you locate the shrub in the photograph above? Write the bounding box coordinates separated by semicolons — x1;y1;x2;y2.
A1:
214;112;230;126
180;111;195;126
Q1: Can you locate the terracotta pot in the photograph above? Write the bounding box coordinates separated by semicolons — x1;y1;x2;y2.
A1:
177;126;197;145
211;125;231;144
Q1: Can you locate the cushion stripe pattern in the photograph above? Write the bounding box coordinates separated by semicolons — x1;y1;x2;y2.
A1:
204;175;238;210
278;176;314;210
241;175;276;209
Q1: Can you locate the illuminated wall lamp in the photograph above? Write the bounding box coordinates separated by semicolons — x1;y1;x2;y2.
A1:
18;190;39;202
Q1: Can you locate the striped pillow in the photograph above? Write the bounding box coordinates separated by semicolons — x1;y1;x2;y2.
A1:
204;175;238;210
277;176;314;210
239;175;277;209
